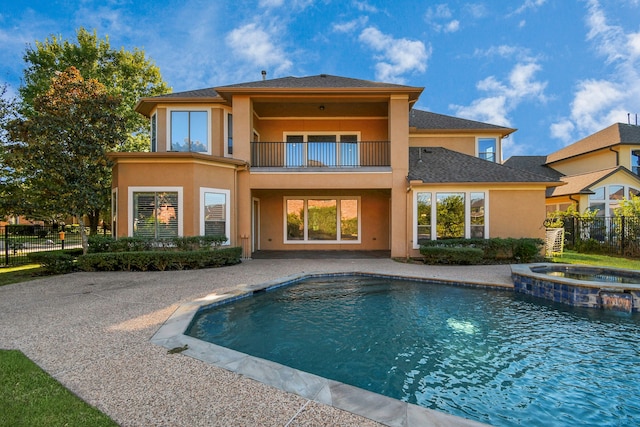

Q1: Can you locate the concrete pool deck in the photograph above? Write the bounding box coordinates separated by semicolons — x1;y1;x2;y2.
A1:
0;258;512;426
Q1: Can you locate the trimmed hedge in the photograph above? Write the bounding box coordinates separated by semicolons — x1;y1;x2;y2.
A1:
87;235;229;253
420;246;484;265
76;247;242;272
419;237;544;264
27;249;84;275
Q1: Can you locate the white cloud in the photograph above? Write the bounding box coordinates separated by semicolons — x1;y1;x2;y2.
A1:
450;61;547;128
225;23;293;76
358;27;430;83
444;20;460;33
550;0;640;143
353;0;378;13
425;4;461;33
510;0;547;16
333;17;368;33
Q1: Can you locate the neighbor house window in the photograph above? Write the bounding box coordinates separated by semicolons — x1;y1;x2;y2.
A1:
132;191;180;238
414;190;488;246
284;133;360;167
632;150;640;175
170;110;208;153
151;113;157;152
285;197;360;243
478;137;497;162
589;185;640;216
200;188;230;244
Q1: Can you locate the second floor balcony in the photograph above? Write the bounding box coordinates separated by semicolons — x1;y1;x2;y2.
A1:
250;140;390;169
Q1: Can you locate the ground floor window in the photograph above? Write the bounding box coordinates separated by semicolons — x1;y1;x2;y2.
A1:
132;191;180;238
285;197;360;243
414;190;487;247
200;188;230;244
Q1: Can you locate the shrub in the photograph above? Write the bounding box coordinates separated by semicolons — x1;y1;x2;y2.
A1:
77;247;242;272
419;237;544;264
27;250;77;275
420;246;484;265
87;235;229;253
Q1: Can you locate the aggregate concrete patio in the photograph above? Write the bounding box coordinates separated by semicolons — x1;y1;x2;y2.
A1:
0;258;512;426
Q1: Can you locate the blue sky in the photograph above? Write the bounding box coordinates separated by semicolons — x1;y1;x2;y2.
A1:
1;0;639;159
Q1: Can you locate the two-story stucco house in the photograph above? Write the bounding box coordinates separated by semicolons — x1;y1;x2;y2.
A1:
505;123;640;217
109;74;560;258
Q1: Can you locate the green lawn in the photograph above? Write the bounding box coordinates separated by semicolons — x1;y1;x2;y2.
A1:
0;349;118;427
550;250;640;270
0;264;45;287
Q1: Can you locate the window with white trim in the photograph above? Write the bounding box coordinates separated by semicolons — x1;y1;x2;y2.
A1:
170;110;209;153
132;191;180;238
285;197;360;243
150;113;157;152
588;185;640;216
200;188;230;244
478;137;497;162
414;191;488;246
284;132;360;167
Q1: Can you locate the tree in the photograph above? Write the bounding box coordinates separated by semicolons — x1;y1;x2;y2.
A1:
6;67;126;253
19;27;170;151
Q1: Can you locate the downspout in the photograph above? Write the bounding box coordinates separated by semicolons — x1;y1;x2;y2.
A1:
609;146;619;166
569;195;580;213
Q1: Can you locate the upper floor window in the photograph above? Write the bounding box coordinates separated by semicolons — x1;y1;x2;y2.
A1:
150;113;157;152
170;110;209;153
478;137;497;162
227;113;233;155
285;133;359;167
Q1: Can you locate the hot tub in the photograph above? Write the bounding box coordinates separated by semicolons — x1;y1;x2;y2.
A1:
511;263;640;313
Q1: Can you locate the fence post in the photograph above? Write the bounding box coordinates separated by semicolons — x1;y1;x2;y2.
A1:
621;215;625;255
3;226;8;266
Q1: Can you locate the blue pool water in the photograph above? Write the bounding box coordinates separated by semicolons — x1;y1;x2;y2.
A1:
186;275;640;426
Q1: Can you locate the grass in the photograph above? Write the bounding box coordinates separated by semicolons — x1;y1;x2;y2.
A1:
550;250;640;270
0;349;118;427
0;264;45;287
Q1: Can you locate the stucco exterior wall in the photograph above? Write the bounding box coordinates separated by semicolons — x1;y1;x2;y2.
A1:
253;118;388;142
252;189;390;251
549;150;617;176
489;189;546;239
113;158;237;239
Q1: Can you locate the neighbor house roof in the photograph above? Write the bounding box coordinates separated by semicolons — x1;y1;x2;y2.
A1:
546;166;640;198
408;147;562;185
409;110;515;137
503;155;565;180
546;123;640;164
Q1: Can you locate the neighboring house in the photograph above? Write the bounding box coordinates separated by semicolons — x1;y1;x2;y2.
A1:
505;123;640;217
109;74;560;258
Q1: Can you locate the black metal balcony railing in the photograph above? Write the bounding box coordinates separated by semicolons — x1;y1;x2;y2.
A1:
250;141;390;168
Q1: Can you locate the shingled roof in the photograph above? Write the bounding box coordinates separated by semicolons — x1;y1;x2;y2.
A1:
546;123;640;164
547;167;640;198
503;155;565;179
216;74;419;90
409;109;514;135
408;147;561;184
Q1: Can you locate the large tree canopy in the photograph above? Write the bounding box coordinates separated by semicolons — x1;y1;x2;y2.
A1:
20;27;170;151
6;67;127;252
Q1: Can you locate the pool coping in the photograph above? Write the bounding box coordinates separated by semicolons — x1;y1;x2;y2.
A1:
151;271;500;427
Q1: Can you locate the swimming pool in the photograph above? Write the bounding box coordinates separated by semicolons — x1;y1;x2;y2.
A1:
183;274;640;427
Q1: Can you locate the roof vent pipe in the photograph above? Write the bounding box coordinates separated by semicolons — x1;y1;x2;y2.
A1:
261;70;267;81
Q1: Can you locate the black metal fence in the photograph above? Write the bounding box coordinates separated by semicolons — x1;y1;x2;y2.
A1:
1;224;93;267
562;216;640;257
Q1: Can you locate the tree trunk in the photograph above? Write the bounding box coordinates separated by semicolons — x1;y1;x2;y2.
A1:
87;209;101;235
78;216;89;255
